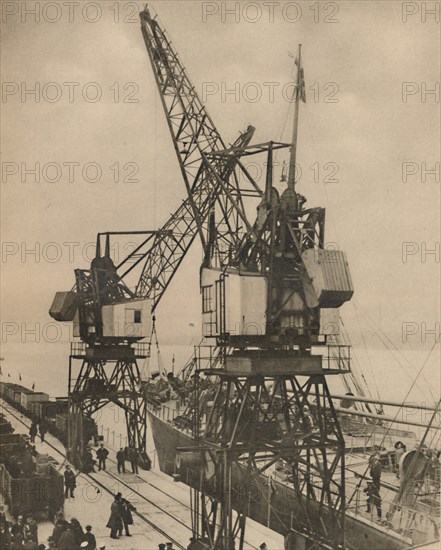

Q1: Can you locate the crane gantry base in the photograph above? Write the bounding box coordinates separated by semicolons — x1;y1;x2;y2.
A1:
67;344;149;470
185;359;346;550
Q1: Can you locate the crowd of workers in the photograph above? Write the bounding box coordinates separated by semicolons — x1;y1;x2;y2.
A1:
0;513;41;550
79;444;147;476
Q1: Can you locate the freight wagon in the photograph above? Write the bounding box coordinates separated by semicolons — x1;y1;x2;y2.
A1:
0;451;63;517
0;416;64;518
20;391;49;410
0;382;98;451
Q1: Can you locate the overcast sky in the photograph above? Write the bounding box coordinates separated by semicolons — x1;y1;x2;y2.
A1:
1;0;440;367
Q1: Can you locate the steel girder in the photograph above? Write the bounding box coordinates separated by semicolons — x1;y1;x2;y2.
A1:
68;353;147;469
191;372;345;550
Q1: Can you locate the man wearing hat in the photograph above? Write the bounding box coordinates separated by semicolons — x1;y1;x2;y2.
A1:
106;494;123;539
80;525;96;550
63;465;76;499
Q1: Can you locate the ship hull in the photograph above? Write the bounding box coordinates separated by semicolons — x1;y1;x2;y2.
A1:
148;409;410;550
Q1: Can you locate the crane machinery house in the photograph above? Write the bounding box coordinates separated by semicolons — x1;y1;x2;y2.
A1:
50;291;151;340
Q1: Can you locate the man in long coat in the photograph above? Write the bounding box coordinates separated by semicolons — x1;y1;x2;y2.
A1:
63;465;76;498
106;494;123;539
118;498;136;537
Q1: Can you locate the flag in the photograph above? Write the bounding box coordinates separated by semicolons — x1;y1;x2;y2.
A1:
295;57;306;103
299;68;306;102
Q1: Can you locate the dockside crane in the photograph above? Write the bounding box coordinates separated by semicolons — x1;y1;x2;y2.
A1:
174;46;355;550
49;6;257;469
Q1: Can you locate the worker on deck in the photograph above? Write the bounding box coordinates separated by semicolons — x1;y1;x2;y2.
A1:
364;481;382;521
369;452;382;490
302;405;315;433
166;372;184;400
394;441;406;477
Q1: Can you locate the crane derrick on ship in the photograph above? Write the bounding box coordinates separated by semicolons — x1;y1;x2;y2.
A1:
49;5;355;549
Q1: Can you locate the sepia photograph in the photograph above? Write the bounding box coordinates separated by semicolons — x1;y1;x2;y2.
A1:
1;1;440;549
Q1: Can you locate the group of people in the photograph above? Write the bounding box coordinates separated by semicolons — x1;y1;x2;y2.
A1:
0;512;99;550
0;513;40;550
79;444;109;475
29;421;48;444
79;444;144;475
116;446;142;474
48;514;100;550
106;493;136;539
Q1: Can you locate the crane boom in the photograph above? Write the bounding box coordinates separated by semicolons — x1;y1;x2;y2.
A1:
136;7;259;304
48;4;259;475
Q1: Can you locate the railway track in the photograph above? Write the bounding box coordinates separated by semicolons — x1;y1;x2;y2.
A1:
1;400;264;550
0;401;189;549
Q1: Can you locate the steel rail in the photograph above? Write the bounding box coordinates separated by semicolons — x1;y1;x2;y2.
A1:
0;401;185;549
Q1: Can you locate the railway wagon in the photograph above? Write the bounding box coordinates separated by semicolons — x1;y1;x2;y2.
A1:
0;460;64;517
13;389;24;406
52;413;69;445
0;382;25;402
21;391;49;411
30;399;67;420
1;382;98;450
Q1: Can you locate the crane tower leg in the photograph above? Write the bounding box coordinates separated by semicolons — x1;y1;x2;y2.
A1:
185;360;346;550
67;345;149;470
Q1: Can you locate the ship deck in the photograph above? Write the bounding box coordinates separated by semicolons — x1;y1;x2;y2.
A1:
147;398;440;549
